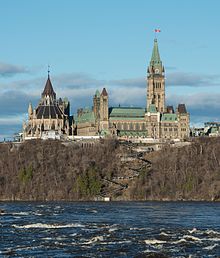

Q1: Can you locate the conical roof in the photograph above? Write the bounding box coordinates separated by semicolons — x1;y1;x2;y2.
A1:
95;89;100;97
42;76;56;97
150;39;162;66
101;88;108;96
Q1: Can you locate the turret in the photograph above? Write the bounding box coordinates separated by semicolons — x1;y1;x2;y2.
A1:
93;89;100;120
28;102;33;119
100;88;109;130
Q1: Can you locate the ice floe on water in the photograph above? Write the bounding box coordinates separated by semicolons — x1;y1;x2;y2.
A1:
12;223;85;229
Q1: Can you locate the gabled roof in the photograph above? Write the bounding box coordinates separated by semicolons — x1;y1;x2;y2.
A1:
109;107;145;120
42;76;56;97
76;109;95;124
161;113;177;122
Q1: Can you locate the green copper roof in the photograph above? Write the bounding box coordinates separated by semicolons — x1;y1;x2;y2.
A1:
210;127;218;134
147;104;157;113
109;107;145;118
118;131;147;137
150;39;161;65
100;129;110;136
161;113;177;122
150;39;163;72
77;109;95;124
110;117;145;121
95;89;100;97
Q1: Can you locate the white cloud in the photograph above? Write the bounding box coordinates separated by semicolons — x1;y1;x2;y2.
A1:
0;62;28;77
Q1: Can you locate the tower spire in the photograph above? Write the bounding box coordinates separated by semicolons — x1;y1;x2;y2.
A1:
48;65;50;78
147;37;165;113
150;38;161;66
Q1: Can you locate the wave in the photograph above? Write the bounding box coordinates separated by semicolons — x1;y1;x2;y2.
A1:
205;229;220;235
12;223;85;229
81;236;104;245
130;227;146;231
182;235;202;242
203;243;218;250
206;237;220;242
172;238;187;244
33;212;43;216
101;240;132;245
188;228;197;234
109;227;118;232
144;239;167;245
11;212;30;216
159;232;169;236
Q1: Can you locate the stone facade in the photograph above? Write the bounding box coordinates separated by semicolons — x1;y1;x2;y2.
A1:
75;38;190;140
23;75;73;140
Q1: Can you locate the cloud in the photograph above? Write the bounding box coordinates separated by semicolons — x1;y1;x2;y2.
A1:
166;72;220;87
0;62;28;77
0;114;26;125
109;78;146;88
54;73;105;89
1;71;220;140
0;90;39;116
167;92;220;126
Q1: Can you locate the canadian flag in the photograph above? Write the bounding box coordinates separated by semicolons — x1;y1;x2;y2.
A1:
155;29;161;33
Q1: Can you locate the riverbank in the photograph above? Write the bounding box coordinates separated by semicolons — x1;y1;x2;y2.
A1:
0;138;219;201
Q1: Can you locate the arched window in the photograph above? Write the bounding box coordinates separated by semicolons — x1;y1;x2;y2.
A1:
124;123;128;130
117;122;122;130
51;122;55;130
130;123;133;130
136;123;140;131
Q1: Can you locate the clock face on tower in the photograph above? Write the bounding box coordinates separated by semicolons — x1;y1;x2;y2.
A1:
155;68;160;74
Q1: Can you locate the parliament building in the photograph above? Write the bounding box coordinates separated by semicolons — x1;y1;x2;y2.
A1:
23;38;190;140
75;38;190;140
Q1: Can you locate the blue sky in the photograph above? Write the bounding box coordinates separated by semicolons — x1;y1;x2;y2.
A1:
0;0;220;139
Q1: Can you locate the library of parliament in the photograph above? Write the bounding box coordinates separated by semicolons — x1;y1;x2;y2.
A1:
23;38;190;140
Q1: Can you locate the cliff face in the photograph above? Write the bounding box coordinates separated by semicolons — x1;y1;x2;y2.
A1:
0;138;219;201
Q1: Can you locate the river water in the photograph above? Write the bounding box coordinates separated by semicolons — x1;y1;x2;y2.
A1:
0;202;219;257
